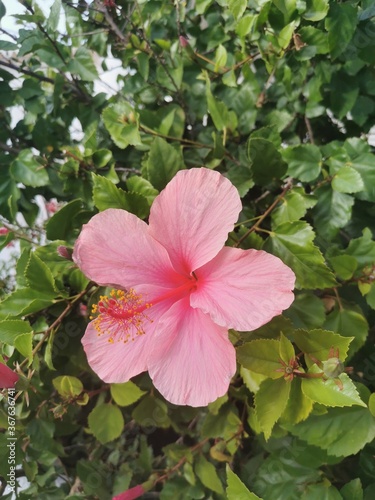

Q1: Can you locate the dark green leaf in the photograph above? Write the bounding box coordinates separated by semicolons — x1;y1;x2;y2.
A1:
146;137;184;191
247;138;287;185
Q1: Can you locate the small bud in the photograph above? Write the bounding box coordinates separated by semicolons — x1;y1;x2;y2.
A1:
323;357;344;379
0;227;10;235
57;246;73;260
0;362;19;389
179;36;189;48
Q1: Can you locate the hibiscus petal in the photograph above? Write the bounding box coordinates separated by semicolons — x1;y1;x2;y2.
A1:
190;247;295;331
148;298;236;407
148;168;242;274
82;299;173;383
73;209;182;288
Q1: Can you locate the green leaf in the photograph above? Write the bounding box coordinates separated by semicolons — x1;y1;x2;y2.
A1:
255;377;291;439
110;381;146;407
146;137;184;190
228;0;247;20
0;288;56;317
226;466;262;500
88;404;124;444
25;252;59;296
10;149;49;187
301;367;366;408
236;339;283;379
369;394;375;417
0;0;6;21
247;138;287;185
132;396;171;429
345;228;375;267
225;166;254;198
102;102;142;149
340;479;364;500
272;188;317;226
332;166;364;194
46;199;82;240
287;405;375;456
293;329;353;364
279;332;294;364
0;320;33;345
14;332;33;359
205;76;229;131
280;378;314;425
47;0;61;31
350;154;375;202
92;149;113;168
301;482;342;500
195;454;224;494
53;375;84;398
67;47;99;81
303;0;329;21
282;144;322;182
329;255;358;280
285;293;326;329
325;3;358;59
324;306;368;359
313;185;354;240
92;174;149;218
264;221;337;290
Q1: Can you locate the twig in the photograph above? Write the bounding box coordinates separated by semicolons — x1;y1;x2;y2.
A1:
235;179;293;247
304;116;315;144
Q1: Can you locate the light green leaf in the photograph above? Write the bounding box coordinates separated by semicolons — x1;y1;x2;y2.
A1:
340;479;363;500
240;366;267;393
206;77;229;131
68;47;99;81
247;138;287;185
14;332;33;359
228;0;247;20
329;255;358;280
287;405;375;456
0;288;56;317
293;329;353;363
369;394;375;417
301;367;366;408
332;166;364;193
272;188;317;226
0;320;33;345
279;332;294;364
10;149;49;187
47;0;61;31
53;375;84;398
264;221;337;289
226;466;262;500
282;144;322;182
146;137;184;190
325;3;358;59
280;378;314;425
255;377;291;439
195;454;224;494
278;21;296;50
345;228;375;267
25;252;59;296
126;176;159;205
102;102;142;149
303;0;329;21
110;381;146;407
92;174;149;218
88;404;124;444
236;339;283;379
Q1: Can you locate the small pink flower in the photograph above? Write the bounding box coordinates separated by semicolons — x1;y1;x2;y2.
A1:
0;362;19;389
46;199;59;214
73;168;295;406
113;484;145;500
0;227;10;235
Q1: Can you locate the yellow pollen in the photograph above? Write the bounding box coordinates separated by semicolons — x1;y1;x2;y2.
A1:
90;288;153;344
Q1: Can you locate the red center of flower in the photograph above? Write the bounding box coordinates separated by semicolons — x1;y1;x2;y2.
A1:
91;276;198;343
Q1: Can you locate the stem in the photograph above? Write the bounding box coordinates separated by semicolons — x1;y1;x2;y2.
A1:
19;287;92;370
235;179;293;247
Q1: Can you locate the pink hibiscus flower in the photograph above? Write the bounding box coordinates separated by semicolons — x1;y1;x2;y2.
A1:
0;362;19;389
73;168;295;406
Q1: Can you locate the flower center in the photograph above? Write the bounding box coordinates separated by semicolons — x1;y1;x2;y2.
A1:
90;276;198;343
